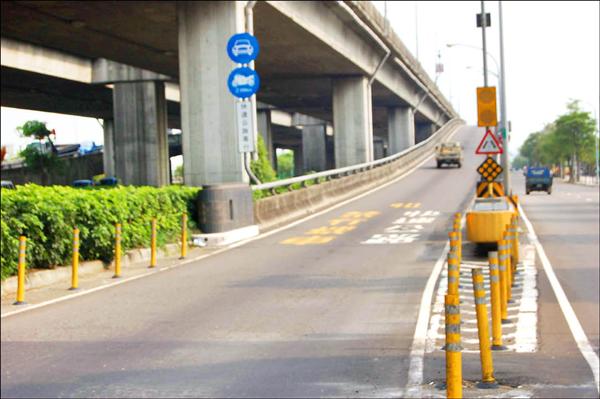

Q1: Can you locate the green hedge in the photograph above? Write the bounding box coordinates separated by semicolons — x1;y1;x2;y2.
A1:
1;184;200;280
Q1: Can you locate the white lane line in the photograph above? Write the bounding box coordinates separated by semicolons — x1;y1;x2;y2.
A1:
519;203;600;394
405;211;469;397
2;125;464;319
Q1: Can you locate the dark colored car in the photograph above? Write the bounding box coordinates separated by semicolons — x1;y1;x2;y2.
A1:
98;177;118;186
525;167;553;195
1;180;16;189
72;179;94;187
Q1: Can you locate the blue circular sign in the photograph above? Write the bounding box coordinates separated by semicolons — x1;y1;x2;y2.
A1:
227;67;260;98
227;33;260;64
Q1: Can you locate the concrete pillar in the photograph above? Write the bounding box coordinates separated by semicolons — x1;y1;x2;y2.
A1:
102;118;115;177
373;137;385;160
302;124;327;172
178;1;246;186
388;107;415;154
415;122;436;144
112;81;169;186
257;110;275;167
293;146;304;176
332;77;373;167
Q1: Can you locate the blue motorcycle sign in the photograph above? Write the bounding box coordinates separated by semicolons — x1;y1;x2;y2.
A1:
227;67;260;99
227;33;259;64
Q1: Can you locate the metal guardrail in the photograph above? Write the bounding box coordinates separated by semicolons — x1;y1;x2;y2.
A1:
252;118;464;193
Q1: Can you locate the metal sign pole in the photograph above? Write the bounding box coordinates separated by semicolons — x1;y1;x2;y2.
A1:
498;1;510;194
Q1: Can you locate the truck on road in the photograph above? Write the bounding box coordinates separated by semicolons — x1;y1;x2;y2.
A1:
435;142;463;168
525;166;553;194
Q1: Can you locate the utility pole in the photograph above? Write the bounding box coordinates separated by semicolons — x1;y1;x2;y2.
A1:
498;1;510;194
480;1;488;88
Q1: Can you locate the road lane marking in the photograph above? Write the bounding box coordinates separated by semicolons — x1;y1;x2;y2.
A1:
361;210;440;245
390;202;421;208
280;211;379;245
2;127;463;318
519;203;600;393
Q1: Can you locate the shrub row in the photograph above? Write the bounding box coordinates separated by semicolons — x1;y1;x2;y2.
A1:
1;184;200;280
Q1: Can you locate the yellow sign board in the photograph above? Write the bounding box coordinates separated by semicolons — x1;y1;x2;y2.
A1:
476;86;497;127
477;156;503;182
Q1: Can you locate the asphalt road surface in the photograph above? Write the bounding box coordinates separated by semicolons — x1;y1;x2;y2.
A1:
2;126;598;398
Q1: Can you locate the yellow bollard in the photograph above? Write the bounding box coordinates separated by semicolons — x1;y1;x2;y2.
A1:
70;227;80;290
149;218;157;268
445;294;462;399
510;215;520;272
503;229;514;304
488;251;507;350
113;223;122;278
180;212;188;259
452;219;462;266
447;251;460;296
497;239;510;324
14;236;27;305
472;268;498;388
449;231;461;273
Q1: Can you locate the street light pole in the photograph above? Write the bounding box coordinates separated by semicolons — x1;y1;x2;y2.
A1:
498;0;510;194
480;1;489;88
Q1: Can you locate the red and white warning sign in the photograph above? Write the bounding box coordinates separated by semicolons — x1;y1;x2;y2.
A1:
475;129;503;154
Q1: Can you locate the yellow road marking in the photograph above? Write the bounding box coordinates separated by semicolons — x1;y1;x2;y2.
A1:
281;210;380;245
391;202;421;208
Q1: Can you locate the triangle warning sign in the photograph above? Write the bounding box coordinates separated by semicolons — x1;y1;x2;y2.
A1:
475;129;503;155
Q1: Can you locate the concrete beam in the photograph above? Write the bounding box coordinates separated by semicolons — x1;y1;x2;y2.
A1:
333;76;373;167
92;58;173;84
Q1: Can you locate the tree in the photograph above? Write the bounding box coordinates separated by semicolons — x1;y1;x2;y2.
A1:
277;150;294;179
17;120;63;185
553;100;597;182
250;135;277;183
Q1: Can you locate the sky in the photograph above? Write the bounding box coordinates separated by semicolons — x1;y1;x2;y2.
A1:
1;1;599;160
371;0;600;156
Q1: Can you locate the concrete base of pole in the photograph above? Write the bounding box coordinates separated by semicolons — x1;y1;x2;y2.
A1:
476;381;499;389
192;225;259;248
13;301;26;305
492;344;508;351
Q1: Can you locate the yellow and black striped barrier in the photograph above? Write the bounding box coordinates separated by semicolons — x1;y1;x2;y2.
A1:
476;181;505;198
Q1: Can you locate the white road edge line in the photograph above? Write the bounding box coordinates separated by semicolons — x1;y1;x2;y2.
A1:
518;202;600;394
405;207;470;397
1;126;463;319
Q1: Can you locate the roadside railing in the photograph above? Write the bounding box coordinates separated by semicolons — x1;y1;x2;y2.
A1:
252;118;464;195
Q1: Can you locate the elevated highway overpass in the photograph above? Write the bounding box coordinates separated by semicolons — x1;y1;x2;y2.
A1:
1;0;458;234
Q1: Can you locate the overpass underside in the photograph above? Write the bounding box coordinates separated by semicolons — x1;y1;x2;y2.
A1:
1;0;456;231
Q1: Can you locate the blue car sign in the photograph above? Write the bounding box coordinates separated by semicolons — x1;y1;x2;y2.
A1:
227;67;260;98
227;32;259;64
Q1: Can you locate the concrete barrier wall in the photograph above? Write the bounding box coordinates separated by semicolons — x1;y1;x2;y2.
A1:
0;152;104;185
254;120;463;231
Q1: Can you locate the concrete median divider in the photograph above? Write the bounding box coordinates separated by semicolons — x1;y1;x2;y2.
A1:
254;119;464;231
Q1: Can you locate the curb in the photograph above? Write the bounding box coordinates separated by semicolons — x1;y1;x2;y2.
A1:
1;243;181;298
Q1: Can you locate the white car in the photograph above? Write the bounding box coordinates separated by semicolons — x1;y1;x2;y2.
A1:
232;39;254;57
231;74;255;87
